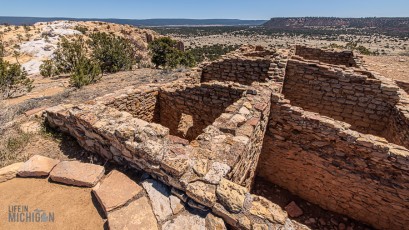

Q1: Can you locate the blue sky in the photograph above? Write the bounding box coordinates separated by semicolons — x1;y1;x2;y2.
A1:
0;0;408;19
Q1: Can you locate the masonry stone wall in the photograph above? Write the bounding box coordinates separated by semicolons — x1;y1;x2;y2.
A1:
258;94;409;230
200;47;286;85
396;80;409;94
283;58;403;141
104;88;160;123
44;45;409;230
295;45;358;67
159;84;245;141
45;76;289;229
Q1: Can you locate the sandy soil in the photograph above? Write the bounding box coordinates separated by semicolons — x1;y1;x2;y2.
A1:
253;177;373;230
363;56;408;81
0;178;104;230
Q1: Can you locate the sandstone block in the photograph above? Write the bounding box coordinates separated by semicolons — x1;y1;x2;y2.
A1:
50;161;104;187
186;181;217;207
170;195;185;215
285;201;303;218
249;196;287;224
93;170;143;213
216;179;247;213
108;197;158;230
0;162;24;183
18;155;60;177
141;179;173;222
162;210;206;230
205;213;227;230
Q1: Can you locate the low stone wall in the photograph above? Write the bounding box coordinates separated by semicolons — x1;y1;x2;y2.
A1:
201;46;287;85
104;87;160;123
258;94;409;230
159;84;245;141
45;78;293;229
396;80;409;94
295;45;358;67
284;58;403;140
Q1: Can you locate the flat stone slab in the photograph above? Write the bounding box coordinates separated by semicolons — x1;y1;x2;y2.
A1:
93;170;143;213
50;161;105;187
108;196;159;230
162;210;206;230
18;155;60;177
0;162;24;183
141;179;173;222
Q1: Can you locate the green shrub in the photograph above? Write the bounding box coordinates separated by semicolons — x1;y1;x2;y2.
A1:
187;44;239;63
88;32;138;73
51;36;102;88
74;25;88;34
149;37;196;68
53;36;88;74
39;59;57;77
0;40;4;57
70;58;102;88
0;58;33;98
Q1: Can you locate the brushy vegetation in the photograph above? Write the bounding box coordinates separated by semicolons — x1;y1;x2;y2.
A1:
327;42;378;55
40;32;144;88
0;58;33;98
0;40;4;57
0;130;31;168
89;32;139;73
39;59;57;77
187;44;240;63
149;37;195;68
74;25;88;34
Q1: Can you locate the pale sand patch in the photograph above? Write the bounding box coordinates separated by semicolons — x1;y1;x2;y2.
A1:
0;178;104;230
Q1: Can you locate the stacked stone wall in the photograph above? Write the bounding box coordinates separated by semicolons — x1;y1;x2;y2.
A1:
283;58;401;139
200;52;287;85
258;94;409;230
104;88;160;123
45;78;288;229
295;45;358;67
159;84;245;141
396;80;409;94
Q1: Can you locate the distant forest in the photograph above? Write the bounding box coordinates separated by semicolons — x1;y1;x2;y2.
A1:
263;17;409;36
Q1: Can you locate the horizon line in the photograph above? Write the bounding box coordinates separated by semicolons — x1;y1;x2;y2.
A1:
1;16;409;21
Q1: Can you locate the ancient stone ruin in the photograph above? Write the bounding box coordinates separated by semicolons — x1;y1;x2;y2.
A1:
45;45;409;229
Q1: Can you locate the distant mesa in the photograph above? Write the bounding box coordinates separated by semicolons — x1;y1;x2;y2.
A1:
0;17;267;26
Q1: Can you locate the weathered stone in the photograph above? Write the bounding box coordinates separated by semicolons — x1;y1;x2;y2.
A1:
18;155;60;177
285;201;303;218
186;181;217;207
49;161;104;187
93;170;143;213
238;216;252;230
0;162;23;183
205;213;227;230
170;195;185;215
204;162;231;184
162;211;206;230
249;196;287;224
108;197;158;230
192;159;209;177
216;179;247;213
141;179;173;222
252;223;269;230
212;203;238;227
